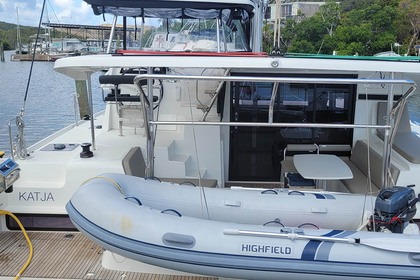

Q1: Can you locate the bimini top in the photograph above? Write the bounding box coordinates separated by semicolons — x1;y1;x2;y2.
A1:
83;0;256;17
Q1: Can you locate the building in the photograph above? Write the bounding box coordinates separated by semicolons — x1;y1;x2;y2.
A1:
266;1;326;23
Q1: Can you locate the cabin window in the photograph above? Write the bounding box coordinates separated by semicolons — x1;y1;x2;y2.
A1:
6;214;76;231
229;74;356;181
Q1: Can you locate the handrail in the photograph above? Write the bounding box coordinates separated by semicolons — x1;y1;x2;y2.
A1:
148;121;390;129
133;73;417;181
201;69;231;121
134;74;416;131
134;74;416;87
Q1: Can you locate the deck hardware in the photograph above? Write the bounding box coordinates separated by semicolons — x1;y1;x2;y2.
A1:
80;143;93;158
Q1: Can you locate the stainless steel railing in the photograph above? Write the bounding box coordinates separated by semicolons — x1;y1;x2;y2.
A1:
133;73;417;186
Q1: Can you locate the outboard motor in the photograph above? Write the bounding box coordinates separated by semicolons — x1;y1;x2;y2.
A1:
370;186;418;233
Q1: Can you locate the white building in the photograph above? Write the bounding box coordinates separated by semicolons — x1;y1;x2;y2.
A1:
266;1;326;22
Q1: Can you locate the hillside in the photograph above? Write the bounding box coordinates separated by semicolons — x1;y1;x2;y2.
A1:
0;21;38;50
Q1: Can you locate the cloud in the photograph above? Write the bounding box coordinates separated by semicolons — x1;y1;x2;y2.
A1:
19;0;36;10
0;0;109;27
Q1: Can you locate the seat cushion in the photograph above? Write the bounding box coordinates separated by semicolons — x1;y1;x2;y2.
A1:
286;172;315;187
341;159;380;194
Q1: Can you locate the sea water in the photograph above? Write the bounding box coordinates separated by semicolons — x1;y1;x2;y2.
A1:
0;51;105;154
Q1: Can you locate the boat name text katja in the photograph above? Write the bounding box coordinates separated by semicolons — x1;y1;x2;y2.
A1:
18;191;54;202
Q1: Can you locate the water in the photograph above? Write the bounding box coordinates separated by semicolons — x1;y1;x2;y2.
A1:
0;50;105;154
409;94;420;125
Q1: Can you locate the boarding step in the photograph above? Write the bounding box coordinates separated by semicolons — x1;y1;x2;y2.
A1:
185;168;208;179
154;145;210;181
154;141;192;177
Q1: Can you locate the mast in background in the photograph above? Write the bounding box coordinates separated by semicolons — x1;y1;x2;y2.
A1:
16;8;22;55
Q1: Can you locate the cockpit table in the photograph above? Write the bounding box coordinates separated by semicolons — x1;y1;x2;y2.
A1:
293;154;353;190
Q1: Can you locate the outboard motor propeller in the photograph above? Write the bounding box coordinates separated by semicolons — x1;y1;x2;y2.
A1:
370;186;418;233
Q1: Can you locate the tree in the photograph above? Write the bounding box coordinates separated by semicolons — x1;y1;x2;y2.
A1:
340;0;375;13
0;40;12;50
288;39;316;54
317;0;341;37
278;1;343;54
399;0;420;55
0;22;38;50
262;22;274;53
333;23;373;55
278;0;412;56
276;18;299;54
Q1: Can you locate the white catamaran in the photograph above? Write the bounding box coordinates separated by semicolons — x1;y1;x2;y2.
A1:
2;0;420;279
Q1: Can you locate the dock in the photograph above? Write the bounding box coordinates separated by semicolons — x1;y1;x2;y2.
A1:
0;231;217;280
9;53;58;62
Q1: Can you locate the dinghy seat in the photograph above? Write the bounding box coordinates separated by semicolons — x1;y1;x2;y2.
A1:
341;140;400;194
377;102;420;164
122;147;218;188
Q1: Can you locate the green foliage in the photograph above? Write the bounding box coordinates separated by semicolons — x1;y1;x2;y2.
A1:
271;0;419;56
287;40;317;54
0;21;38;50
2;1;419;56
262;23;274;53
398;0;420;55
333;23;373;55
0;22;18;31
0;40;12;50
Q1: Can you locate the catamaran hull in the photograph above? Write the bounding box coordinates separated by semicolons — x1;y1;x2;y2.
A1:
66;174;420;280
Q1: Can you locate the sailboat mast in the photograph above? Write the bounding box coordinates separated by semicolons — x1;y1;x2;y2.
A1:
16;8;22;55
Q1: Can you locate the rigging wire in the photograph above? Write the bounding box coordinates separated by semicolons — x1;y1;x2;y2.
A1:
16;0;47;159
23;0;47;105
362;83;376;231
186;80;210;220
46;0;62;24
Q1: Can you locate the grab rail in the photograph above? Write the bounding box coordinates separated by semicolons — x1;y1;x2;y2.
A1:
134;74;416;127
133;73;417;186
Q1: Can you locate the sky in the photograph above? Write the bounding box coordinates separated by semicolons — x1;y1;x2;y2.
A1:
0;0;113;27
